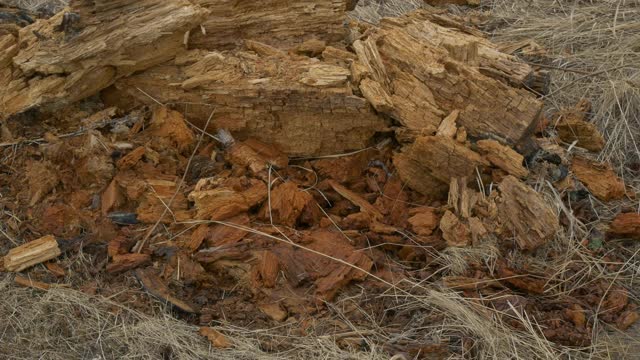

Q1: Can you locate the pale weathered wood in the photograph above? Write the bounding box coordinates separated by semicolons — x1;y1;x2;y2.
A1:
476;139;528;178
111;47;386;156
352;10;543;145
495;176;559;251
4;235;61;272
0;0;209;119
189;0;350;50
393;136;488;197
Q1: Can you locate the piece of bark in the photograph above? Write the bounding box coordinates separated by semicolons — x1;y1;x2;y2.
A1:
617;311;639;331
101;178;124;215
207;214;250;247
293;39;327;57
45;262;66;277
407;207;439;236
497;266;545;294
476;139;528;178
608;213;640;239
353;10;542;145
555;100;604;152
243;138;289;169
189;0;350;50
4;235;61;272
571;156;625;201
440;210;471;247
394;136;488;197
496;176;559;251
1;0;209;119
135;268;197;313
117;146;146;169
447;177;478;219
106;253;151;274
199;327;232;348
328;180;383;221
14;275;52;291
148;107;195;152
112;48;385;156
260;181;315;227
259;303;288;322
189;188;249;221
256;251;280;288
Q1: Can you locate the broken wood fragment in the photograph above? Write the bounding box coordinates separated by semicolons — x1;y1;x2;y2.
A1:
329;180;383;221
394;136;488;197
496;176;559;251
14;275;47;290
571;156;625;201
106;254;151;274
135;268;197;313
555;100;604;152
608;213;640;240
440;211;471;247
476;139;528;178
3;235;61;272
199;327;232;348
436;110;460;138
1;1;209;119
354;10;542;145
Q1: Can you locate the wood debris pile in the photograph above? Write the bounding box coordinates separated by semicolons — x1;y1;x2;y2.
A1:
0;0;637;355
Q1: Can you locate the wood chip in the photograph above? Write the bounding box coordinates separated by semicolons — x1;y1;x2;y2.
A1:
609;213;640;239
199;327;232;348
3;235;61;272
571;156;625;201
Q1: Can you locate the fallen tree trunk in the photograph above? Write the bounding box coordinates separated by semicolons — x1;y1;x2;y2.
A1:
189;0;352;50
109;46;387;156
0;0;209;119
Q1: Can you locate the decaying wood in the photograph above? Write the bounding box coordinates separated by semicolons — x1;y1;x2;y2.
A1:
106;253;151;274
495;176;559;251
112;47;386;156
476;139;528;178
135;268;197;313
440;210;471;247
352;10;542;145
199;327;232;348
0;0;209;119
555;100;604;152
3;235;61;272
14;274;57;291
394;136;488;197
189;0;350;50
608;213;640;240
571;156;625;201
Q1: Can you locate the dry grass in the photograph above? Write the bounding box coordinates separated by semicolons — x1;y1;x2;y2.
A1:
487;0;640;183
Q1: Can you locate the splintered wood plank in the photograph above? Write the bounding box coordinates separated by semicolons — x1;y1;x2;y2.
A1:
4;235;61;272
135;268;197;313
